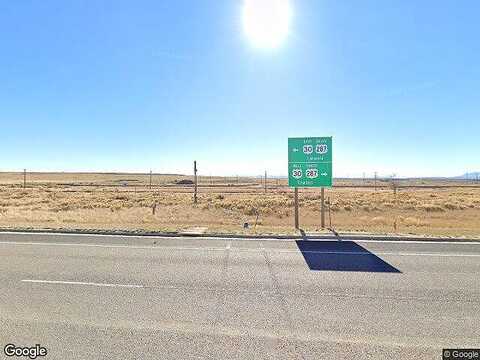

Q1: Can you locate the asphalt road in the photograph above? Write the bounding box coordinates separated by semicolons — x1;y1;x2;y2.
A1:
0;232;479;359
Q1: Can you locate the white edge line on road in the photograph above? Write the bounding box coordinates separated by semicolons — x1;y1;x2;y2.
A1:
2;241;480;257
0;230;479;244
21;279;144;288
0;241;225;251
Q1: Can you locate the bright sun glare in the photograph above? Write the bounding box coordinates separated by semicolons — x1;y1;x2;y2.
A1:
242;0;292;50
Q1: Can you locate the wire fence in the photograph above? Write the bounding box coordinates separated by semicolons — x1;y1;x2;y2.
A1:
1;171;479;191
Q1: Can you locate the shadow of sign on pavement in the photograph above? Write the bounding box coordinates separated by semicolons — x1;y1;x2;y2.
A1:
295;240;401;273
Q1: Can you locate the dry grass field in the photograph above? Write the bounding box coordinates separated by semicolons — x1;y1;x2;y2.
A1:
0;172;479;237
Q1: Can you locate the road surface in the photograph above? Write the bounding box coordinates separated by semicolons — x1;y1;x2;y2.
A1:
0;232;479;359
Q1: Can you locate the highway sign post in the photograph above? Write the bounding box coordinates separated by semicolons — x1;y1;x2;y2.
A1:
288;137;332;229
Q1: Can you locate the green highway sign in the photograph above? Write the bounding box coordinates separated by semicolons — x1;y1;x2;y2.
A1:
288;137;332;187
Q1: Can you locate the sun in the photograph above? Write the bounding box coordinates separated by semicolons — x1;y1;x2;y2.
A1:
242;0;292;50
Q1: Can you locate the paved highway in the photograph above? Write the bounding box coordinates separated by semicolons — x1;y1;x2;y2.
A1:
0;232;479;359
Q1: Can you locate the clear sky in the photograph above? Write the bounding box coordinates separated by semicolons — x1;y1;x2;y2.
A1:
1;1;478;177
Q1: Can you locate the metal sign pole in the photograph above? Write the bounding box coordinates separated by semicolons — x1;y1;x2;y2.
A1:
294;187;299;229
321;187;325;229
328;196;332;228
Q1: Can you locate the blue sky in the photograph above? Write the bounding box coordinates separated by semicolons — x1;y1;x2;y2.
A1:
1;0;478;177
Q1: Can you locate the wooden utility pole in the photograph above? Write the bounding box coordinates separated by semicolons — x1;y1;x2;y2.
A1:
193;161;198;204
23;169;26;189
294;187;299;229
374;172;378;192
321;187;325;229
149;170;152;190
264;170;267;193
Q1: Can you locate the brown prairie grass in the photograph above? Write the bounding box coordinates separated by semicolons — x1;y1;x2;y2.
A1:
0;174;479;237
